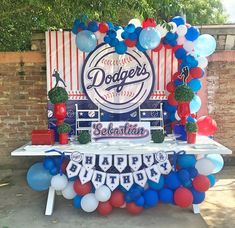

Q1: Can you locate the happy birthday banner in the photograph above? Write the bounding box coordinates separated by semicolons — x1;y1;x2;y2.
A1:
66;151;172;190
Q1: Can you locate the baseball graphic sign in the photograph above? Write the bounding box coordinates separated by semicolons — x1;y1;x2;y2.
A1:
82;44;155;113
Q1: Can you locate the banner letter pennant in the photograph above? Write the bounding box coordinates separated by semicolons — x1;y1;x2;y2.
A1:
114;155;127;172
82;154;96;170
92;170;106;189
157;160;172;175
79;167;94;184
99;155;112;172
66;161;81;178
106;173;120;191
133;169;147;187
120;173;133;191
143;153;154;167
145;164;161;183
129;154;142;171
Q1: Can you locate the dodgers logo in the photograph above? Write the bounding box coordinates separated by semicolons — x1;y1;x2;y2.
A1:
82;44;155;113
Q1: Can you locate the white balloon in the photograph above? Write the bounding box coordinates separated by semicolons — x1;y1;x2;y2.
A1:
176;25;187;36
62;181;76;199
156;24;168;38
81;193;99;212
51;174;68;191
116;29;124;41
128;18;141;28
168;22;177;33
95;185;111;202
195;158;216;176
197;56;208;68
177;36;186;45
183;41;195;52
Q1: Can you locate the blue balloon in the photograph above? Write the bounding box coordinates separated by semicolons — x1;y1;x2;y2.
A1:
187;116;197;123
139;27;161;50
178;169;190;184
183;180;192;188
194;34;216;57
109;38;119;47
171;16;185;26
190;94;202;113
88;21;99;32
185;27;200;41
115;42;127;54
173;124;187;141
143;190;159;207
148;175;164;190
27;162;52;191
165;32;177;41
177;155;196;168
159;188;173;203
107;29;117;38
49;166;59;176
75;30;97;52
121;31;129;39
185;55;198;68
187;167;198;178
125;191;134;203
207;175;216;187
52;156;62;167
125;24;135;33
130;184;145;194
175;48;187;59
135;196;145;206
165;172;181;190
129;32;138;41
188;79;201;92
78;22;87;30
104;35;111;44
191;188;205;204
135;27;142;35
136;41;147;52
107;21;114;30
164;102;177;112
169;112;176;122
206;154;224;174
43;157;55;170
73;195;82;208
72;19;80;34
174;79;183;87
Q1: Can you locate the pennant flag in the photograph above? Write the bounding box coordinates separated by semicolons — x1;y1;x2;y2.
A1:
106;173;120;191
92;170;107;189
82;154;96;170
99;155;112;171
129;154;142;171
79;167;94;184
133;169;147;187
114;155;127;172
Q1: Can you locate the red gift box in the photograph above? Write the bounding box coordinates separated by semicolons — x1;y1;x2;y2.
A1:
31;129;55;145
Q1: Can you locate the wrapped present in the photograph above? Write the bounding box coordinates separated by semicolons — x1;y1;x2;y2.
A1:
31;129;55;145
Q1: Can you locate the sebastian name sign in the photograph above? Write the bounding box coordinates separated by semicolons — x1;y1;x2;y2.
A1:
91;122;151;143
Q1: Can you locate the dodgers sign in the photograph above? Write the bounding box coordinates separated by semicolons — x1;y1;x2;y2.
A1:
82;44;155;113
91;121;151;143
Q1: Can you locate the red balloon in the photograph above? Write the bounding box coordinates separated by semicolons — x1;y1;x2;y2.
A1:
172;72;181;80
142;18;156;28
164;44;172;49
197;116;217;136
171;121;178;130
126;202;143;215
174;187;193;208
168;93;178;106
193;175;210;192
99;23;109;33
110;190;125;208
152;43;163;52
125;39;137;47
73;180;92;196
97;201;113;216
190;67;203;78
173;45;183;52
166;81;175;93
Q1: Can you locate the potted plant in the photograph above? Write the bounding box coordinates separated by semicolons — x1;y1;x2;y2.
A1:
186;122;198;144
78;131;91;144
48;87;68;125
57;123;71;144
151;129;165;143
174;85;194;125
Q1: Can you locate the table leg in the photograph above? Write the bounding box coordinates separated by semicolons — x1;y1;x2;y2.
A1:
192;204;200;214
45;186;56;216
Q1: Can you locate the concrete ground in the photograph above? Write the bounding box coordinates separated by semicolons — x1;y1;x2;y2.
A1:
0;167;234;228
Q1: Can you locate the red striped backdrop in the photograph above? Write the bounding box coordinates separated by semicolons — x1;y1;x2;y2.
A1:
46;31;178;100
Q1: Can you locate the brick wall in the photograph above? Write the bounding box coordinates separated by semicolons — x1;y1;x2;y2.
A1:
0;52;48;168
0;25;235;168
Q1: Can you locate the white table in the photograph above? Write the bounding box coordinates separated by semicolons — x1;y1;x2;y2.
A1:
11;136;232;215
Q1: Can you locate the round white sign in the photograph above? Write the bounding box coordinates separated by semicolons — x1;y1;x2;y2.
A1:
82;44;155;113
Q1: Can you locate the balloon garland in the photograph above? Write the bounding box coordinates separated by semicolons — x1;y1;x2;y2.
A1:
26;153;224;215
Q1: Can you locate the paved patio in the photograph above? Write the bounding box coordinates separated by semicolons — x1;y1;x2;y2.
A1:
0;166;234;228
